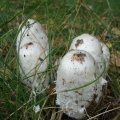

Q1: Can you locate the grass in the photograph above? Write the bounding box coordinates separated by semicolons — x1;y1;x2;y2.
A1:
0;0;120;120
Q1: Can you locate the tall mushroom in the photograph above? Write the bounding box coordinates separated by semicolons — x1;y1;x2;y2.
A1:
16;19;49;93
56;49;105;119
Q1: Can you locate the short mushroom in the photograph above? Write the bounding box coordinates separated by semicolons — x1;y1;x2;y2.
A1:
56;49;105;119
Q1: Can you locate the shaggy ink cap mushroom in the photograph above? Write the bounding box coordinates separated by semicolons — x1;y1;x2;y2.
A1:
16;19;49;93
56;49;103;119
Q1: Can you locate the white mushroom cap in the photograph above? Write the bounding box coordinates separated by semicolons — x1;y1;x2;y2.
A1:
16;19;48;53
70;33;105;77
19;42;48;89
56;49;104;119
16;19;49;92
70;34;102;60
19;42;47;74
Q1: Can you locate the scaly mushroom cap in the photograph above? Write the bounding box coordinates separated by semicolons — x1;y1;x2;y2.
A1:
70;33;105;77
19;42;47;77
56;49;104;119
16;19;48;54
16;19;49;92
70;34;102;59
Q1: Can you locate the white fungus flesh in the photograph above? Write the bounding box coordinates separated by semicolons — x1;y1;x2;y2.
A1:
100;42;110;71
70;33;109;77
56;50;105;119
16;19;49;93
